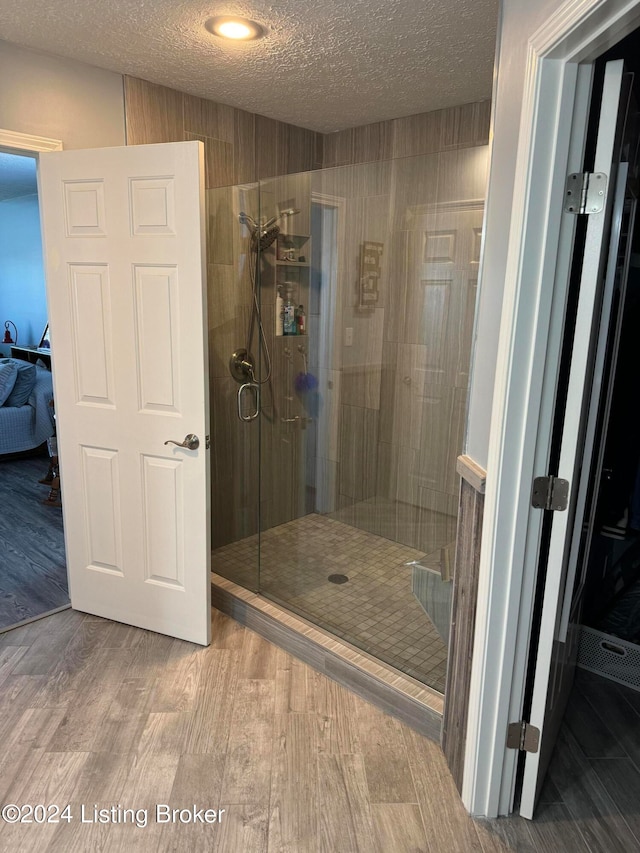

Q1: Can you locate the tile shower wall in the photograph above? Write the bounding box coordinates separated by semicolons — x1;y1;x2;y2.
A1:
123;76;323;550
123;76;324;183
322;101;491;166
124;76;490;558
317;105;490;555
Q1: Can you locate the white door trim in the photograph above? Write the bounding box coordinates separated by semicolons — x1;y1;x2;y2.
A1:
462;0;640;818
0;128;63;153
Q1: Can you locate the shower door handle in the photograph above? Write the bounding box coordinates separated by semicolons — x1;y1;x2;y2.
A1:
164;434;200;450
237;383;260;422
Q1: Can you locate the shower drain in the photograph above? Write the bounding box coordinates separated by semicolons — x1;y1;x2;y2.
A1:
328;574;349;584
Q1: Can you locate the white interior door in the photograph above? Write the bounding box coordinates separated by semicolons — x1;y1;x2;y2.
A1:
519;60;632;818
38;141;211;645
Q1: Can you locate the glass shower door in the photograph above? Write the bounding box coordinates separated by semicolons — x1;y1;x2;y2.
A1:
208;182;261;591
210;144;489;695
254;150;487;693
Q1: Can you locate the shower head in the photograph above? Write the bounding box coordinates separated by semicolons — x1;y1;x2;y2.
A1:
241;208;301;252
254;225;280;251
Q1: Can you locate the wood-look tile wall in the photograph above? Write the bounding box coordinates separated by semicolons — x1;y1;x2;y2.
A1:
319;103;490;556
442;466;486;793
124;78;490;552
204;182;259;550
124;76;323;548
123;76;323;184
322;100;491;167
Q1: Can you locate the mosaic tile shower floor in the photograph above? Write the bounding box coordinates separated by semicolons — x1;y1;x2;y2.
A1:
211;513;449;692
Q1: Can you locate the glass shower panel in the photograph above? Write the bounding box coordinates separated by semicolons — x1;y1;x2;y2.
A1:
208;182;261;592
256;148;488;693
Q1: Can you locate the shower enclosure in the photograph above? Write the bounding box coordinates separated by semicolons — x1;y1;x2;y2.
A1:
208;146;488;693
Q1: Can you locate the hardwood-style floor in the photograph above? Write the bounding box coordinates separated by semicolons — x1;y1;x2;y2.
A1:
0;607;638;851
0;455;68;632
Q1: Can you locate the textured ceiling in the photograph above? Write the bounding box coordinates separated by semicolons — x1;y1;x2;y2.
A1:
0;152;38;202
0;0;498;133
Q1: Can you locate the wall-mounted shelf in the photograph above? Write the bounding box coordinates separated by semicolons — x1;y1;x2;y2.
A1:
276;233;311;298
277;234;309;261
10;345;52;369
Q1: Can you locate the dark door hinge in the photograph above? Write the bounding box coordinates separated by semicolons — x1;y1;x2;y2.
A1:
531;475;569;511
507;720;540;753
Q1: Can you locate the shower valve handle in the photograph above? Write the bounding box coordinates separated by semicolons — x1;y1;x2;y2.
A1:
164;434;200;450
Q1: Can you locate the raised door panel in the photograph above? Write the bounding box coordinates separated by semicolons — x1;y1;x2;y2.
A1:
68;264;115;406
133;265;181;413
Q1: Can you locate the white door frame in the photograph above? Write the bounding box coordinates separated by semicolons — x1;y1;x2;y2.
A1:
0;128;63;155
0;129;66;610
463;0;640;818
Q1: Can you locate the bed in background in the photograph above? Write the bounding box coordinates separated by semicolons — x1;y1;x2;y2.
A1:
0;362;55;456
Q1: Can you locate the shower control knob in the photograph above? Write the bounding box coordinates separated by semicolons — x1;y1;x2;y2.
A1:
164;434;200;450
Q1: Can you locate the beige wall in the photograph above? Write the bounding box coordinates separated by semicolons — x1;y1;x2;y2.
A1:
0;40;125;149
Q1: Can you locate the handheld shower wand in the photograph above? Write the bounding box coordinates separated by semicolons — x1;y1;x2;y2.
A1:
232;208;301;411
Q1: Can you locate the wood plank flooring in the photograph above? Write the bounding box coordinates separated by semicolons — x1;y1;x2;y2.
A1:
0;455;68;632
0;608;638;851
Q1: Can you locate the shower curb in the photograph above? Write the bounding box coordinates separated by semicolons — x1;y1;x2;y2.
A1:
211;572;443;743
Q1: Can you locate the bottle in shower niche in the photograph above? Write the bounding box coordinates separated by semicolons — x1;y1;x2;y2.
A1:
283;288;296;336
275;287;284;337
296;304;306;335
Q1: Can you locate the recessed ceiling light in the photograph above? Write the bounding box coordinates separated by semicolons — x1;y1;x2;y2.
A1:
205;16;265;41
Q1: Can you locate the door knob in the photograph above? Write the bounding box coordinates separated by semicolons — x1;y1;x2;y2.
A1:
164;434;199;450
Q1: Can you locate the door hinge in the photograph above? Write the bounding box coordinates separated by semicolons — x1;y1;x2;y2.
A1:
531;475;569;511
507;720;540;753
564;172;607;214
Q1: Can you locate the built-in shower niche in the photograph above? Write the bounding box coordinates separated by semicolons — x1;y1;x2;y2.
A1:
257;171;315;532
210;145;489;693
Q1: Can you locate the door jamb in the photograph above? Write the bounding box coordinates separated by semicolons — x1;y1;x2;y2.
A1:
462;0;640;818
